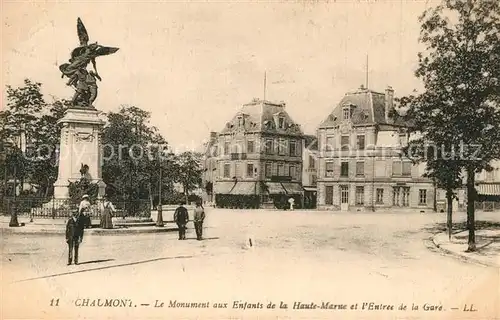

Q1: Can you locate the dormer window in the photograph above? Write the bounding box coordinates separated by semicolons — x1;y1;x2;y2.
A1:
278;117;285;129
238;116;245;127
342;107;350;120
342;104;355;121
264;120;274;130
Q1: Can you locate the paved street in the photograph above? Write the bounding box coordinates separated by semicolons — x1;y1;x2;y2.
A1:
2;209;499;319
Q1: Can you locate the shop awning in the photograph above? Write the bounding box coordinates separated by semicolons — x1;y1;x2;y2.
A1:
476;183;500;196
230;182;256;195
266;182;287;194
303;186;317;192
282;182;304;194
214;181;236;194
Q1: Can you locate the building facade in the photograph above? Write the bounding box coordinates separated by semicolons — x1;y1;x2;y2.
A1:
302;135;318;208
473;160;500;211
201;132;218;204
316;86;434;211
212;99;305;209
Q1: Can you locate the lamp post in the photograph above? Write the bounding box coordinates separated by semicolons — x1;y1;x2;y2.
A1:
1;140;7;203
9;133;22;227
1;144;8;221
156;151;164;227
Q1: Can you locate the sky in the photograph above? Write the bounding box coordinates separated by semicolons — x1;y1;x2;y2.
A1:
2;0;438;152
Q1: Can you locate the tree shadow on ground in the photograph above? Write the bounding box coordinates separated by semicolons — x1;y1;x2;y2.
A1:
185;237;219;240
423;220;500;234
477;241;494;250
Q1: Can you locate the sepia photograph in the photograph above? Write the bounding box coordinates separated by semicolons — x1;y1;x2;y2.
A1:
1;0;499;319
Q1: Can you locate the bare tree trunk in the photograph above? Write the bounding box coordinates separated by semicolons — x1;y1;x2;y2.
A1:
466;167;476;252
446;189;453;241
184;184;189;205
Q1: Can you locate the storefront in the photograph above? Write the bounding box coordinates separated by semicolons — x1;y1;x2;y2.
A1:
475;183;500;211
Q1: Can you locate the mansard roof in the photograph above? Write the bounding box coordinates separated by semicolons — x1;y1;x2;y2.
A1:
220;99;303;136
319;87;408;129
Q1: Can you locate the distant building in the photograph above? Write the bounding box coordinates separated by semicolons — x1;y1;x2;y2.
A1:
201;132;218;204
316;85;434;211
212;99;305;209
302;134;318;208
472;160;500;211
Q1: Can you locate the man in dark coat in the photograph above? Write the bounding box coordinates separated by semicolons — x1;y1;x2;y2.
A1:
173;202;189;240
193;201;205;241
66;211;85;265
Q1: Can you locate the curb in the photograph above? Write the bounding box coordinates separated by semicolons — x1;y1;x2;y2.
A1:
431;233;499;268
0;226;179;236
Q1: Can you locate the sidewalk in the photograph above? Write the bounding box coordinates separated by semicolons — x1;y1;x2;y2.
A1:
0;215;178;235
432;229;500;268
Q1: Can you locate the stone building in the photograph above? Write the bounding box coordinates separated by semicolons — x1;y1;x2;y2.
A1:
316;85;434;211
473;160;500;211
212;99;305;209
201;132;218;204
302;134;318;208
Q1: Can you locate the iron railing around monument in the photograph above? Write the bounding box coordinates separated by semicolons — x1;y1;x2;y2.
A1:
0;197;152;220
108;198;152;219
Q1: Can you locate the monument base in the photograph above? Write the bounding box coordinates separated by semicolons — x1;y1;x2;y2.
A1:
54;107;106;199
53;179;70;199
53;178;107;199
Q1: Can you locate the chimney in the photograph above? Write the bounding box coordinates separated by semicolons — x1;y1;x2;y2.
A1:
210;131;217;140
385;86;394;123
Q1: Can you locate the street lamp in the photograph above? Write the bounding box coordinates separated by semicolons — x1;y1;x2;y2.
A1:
8;132;23;227
156;158;164;227
156;149;166;227
1;140;7;203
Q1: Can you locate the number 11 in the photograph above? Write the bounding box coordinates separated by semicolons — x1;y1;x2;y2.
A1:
50;298;59;306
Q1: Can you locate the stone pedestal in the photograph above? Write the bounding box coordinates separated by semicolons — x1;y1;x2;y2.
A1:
53;108;106;198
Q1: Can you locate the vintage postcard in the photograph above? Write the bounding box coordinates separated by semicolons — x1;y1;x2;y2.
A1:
1;0;499;319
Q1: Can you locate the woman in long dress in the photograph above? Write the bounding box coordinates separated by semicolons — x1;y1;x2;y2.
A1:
100;196;116;229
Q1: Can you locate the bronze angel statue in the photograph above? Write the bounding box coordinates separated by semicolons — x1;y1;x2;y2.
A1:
59;18;119;108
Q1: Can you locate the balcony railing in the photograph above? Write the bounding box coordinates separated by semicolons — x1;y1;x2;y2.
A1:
230;153;247;160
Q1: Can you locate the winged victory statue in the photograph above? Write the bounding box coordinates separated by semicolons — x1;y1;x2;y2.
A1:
59;18;119;108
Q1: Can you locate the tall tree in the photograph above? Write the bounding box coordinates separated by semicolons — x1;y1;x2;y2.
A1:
175;151;203;204
402;133;463;241
27;99;67;196
2;81;69;197
4;79;45;142
405;0;500;251
101;105;172;206
4;79;46;194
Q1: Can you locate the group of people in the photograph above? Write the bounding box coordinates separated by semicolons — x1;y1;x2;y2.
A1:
65;196;206;266
65;194;117;265
173;201;206;241
77;194;116;229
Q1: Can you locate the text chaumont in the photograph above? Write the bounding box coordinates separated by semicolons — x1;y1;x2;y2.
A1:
75;298;133;308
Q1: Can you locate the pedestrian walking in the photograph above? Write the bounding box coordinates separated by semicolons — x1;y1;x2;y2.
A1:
193;201;205;241
288;197;295;211
99;195;115;229
65;210;85;265
173;202;189;240
78;194;92;228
